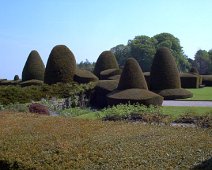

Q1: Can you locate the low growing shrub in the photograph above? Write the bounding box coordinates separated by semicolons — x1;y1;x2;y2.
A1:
29;103;50;115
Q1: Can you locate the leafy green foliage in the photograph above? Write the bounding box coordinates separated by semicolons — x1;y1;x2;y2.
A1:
93;51;119;78
0;83;95;105
22;50;45;81
44;45;77;84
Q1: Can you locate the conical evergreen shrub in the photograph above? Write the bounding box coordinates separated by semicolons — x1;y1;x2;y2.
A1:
93;51;119;78
150;47;192;99
22;50;45;81
44;45;76;85
107;58;163;106
117;58;148;90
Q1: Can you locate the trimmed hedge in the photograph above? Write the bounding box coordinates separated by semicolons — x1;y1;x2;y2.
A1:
93;51;119;78
117;58;148;90
143;72;150;89
90;80;118;108
202;75;212;86
107;89;163;106
100;68;121;80
150;47;181;91
44;45;76;85
74;69;98;84
19;80;43;87
22;50;45;81
180;73;200;88
158;88;193;100
108;75;121;80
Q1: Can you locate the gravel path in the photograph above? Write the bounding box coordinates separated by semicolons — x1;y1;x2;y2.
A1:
162;100;212;107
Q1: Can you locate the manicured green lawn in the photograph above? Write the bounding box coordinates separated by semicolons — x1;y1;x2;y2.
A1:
184;87;212;100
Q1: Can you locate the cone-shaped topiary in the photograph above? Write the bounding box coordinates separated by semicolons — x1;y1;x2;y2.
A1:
22;50;45;81
107;58;163;106
150;47;192;99
117;58;148;90
150;47;181;90
93;51;119;78
44;45;76;85
74;69;98;84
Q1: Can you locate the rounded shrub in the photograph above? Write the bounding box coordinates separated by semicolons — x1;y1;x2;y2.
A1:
22;50;45;81
117;58;148;90
74;69;98;84
90;80;118;108
44;45;76;85
100;68;121;80
14;75;20;81
29;103;50;115
93;51;119;78
150;47;181;91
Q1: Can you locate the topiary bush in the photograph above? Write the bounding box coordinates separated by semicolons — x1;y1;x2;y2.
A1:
14;75;20;81
19;79;43;87
22;50;45;81
90;80;118;108
44;45;76;85
74;69;98;84
107;58;163;106
180;73;200;88
202;75;212;86
143;72;150;89
150;47;192;99
29;103;50;115
93;51;119;78
150;47;181;90
117;58;148;90
100;68;121;80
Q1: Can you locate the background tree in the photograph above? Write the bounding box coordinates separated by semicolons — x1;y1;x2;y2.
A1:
194;49;209;74
77;59;95;71
111;32;191;72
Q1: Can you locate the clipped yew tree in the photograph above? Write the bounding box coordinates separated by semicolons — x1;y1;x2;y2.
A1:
44;45;76;85
107;58;163;106
150;47;192;99
22;50;45;81
93;51;119;78
74;69;98;84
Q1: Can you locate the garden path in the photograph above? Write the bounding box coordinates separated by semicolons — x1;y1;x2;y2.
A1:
162;100;212;107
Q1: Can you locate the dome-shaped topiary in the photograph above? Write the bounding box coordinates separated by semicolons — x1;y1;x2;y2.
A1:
22;50;45;81
117;58;148;90
74;69;98;84
93;51;119;78
14;75;20;81
150;47;192;99
44;45;76;85
150;47;181;90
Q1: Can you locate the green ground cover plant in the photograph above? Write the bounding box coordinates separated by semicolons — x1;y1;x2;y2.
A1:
0;113;211;169
185;87;212;100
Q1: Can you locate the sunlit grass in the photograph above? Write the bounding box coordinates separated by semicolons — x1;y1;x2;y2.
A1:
184;87;212;100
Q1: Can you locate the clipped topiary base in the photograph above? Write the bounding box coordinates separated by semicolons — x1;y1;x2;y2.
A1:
20;79;43;87
74;69;99;84
107;88;163;106
100;68;121;80
156;88;193;100
108;75;121;81
90;80;118;108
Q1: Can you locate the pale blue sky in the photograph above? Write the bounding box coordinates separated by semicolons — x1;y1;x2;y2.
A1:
0;0;212;79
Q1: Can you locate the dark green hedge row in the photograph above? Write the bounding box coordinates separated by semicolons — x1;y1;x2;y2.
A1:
180;73;201;88
202;75;212;86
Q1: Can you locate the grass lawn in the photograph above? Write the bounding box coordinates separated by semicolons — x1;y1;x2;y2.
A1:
184;87;212;101
0;113;211;169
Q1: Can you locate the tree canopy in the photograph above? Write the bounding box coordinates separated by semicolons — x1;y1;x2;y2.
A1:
111;32;191;72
